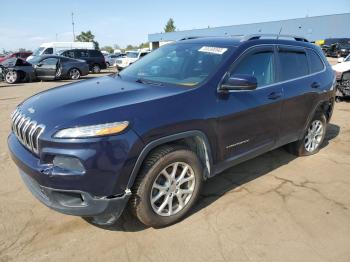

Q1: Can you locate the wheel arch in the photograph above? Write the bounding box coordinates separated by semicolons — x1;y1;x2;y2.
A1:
126;131;213;189
300;98;334;139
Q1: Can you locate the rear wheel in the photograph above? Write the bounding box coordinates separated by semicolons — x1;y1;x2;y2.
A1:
68;68;81;80
5;70;18;84
130;145;203;227
92;64;101;73
287;112;327;156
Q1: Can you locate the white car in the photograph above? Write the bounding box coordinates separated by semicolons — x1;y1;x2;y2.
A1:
332;54;350;99
114;50;150;69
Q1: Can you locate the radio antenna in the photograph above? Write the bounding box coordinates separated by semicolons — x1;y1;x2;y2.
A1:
277;26;283;39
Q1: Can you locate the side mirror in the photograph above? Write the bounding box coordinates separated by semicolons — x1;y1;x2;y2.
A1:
338;57;345;63
36;63;43;67
220;74;257;91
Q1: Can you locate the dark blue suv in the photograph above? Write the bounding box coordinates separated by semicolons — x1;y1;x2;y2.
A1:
8;35;335;227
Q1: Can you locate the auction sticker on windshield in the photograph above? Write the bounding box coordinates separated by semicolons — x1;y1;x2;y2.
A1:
198;46;228;55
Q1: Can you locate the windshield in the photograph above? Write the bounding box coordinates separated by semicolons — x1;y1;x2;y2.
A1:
126;52;139;58
339;44;350;49
32;47;45;56
120;43;233;87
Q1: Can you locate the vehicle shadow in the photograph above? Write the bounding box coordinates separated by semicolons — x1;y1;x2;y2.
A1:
85;123;340;232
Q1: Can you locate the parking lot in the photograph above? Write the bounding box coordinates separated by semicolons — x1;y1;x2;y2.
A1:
1;58;350;262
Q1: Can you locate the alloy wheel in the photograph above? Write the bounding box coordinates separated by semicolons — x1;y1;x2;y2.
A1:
69;68;80;80
304;120;324;152
150;162;196;216
5;70;17;84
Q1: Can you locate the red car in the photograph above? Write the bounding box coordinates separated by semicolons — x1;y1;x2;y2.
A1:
0;52;32;63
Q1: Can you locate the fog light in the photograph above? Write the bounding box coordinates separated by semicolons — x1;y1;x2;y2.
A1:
53;155;85;173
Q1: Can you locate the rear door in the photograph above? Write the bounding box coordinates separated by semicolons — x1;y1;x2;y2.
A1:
35;57;58;79
216;45;283;162
276;46;322;144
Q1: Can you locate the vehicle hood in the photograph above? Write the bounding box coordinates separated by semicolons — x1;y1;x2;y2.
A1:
17;75;188;134
332;61;350;73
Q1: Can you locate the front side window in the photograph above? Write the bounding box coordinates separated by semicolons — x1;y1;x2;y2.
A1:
308;50;324;73
231;50;275;87
43;48;53;55
120;43;233;87
278;49;308;81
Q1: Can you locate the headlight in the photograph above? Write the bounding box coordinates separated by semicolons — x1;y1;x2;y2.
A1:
54;121;129;138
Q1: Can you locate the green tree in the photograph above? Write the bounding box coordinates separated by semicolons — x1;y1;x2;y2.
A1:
76;30;99;50
139;42;149;49
164;18;176;32
101;46;114;54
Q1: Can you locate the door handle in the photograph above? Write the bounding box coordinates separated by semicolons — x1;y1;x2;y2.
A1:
267;92;282;100
311;82;320;88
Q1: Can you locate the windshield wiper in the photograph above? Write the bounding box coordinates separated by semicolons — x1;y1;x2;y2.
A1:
135;78;164;86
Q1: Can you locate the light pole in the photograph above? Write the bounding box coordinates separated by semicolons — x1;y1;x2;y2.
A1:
71;12;76;41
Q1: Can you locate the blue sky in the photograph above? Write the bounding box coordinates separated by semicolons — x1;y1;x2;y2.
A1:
1;0;349;51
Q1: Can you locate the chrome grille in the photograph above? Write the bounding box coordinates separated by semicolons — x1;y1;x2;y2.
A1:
11;108;45;154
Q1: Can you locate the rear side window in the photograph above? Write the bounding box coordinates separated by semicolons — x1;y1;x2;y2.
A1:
231;50;275;87
278;49;308;81
89;50;102;57
308;50;324;73
76;50;89;58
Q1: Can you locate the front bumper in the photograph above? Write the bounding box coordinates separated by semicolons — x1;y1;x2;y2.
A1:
20;170;131;217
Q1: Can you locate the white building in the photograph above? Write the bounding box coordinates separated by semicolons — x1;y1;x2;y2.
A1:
148;13;350;49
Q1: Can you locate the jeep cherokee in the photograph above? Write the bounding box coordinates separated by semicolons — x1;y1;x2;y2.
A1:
8;35;335;227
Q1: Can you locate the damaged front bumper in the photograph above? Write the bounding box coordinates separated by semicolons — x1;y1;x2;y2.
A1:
20;170;131;220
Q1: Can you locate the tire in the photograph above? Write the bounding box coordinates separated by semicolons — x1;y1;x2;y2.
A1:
92;64;101;73
287;112;327;156
130;145;203;227
5;70;18;84
68;68;81;80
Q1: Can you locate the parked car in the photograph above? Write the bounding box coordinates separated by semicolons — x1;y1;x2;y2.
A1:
2;56;88;84
114;50;149;69
325;42;350;58
8;35;335;228
58;49;107;73
321;38;350;57
105;53;124;67
0;52;32;63
27;42;94;61
333;54;350;100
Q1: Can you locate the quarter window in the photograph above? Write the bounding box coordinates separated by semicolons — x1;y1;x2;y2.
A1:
231;50;275;87
308;50;324;73
278;49;308;81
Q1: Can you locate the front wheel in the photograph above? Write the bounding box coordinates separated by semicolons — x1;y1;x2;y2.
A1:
5;70;18;84
130;145;203;227
287;112;327;156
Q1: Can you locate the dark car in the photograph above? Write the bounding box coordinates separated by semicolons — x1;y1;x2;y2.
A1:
8;35;335;228
326;42;350;58
59;49;107;73
0;52;32;63
321;38;350;57
2;56;89;84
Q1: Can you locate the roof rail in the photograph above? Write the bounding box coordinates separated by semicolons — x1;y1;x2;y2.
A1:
241;34;309;42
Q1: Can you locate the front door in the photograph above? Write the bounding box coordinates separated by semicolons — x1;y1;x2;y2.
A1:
35;57;59;80
216;46;283;163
